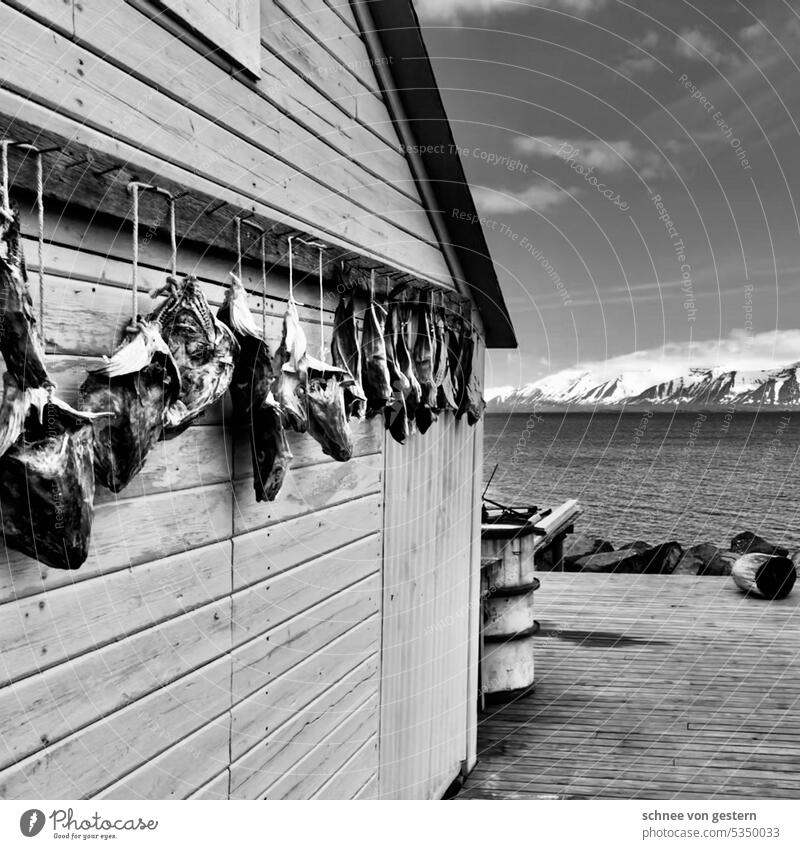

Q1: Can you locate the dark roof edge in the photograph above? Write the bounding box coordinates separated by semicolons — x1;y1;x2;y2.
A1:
352;0;518;349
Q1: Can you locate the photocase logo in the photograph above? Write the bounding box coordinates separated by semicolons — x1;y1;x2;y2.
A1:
19;809;46;837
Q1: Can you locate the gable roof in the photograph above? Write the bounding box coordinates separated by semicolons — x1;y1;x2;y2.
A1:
353;0;518;349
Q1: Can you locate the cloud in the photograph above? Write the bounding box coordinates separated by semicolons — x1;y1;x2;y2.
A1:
414;0;607;24
472;182;573;214
515;135;665;179
487;328;800;398
675;28;726;65
552;329;800;385
615;30;663;76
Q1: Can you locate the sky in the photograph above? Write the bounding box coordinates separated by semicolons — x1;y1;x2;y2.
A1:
414;0;800;391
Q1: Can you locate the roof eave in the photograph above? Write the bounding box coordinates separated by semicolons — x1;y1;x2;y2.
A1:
355;0;518;349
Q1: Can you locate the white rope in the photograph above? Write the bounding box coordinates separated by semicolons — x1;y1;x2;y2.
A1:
235;217;242;281
130;183;140;322
169;195;177;277
0;141;9;216
35;151;44;335
287;235;294;300
318;245;325;360
261;232;267;335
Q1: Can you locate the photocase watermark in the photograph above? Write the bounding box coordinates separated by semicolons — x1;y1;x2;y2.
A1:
401;143;529;174
511;411;545;467
18;807;159;838
678;73;752;170
318;54;394;79
651;193;695;322
451;207;573;306
743;283;754;343
554;142;630;211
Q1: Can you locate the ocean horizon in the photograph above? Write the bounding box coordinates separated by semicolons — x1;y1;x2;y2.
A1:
483;409;800;552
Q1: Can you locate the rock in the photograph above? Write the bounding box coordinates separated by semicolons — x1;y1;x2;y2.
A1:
618;541;650;552
561;533;613;569
730;531;788;558
574;541;682;575
572;549;643;574
640;542;683;575
673;543;729;576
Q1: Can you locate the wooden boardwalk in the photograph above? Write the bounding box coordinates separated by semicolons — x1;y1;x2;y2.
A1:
459;573;800;799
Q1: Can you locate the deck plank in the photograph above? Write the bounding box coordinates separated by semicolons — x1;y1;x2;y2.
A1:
459;573;800;800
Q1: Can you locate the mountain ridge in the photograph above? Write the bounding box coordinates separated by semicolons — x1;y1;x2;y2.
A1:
487;363;800;412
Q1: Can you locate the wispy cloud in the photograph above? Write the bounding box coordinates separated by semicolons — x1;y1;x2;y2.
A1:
675;28;726;65
414;0;607;24
615;30;664;76
515;135;665;180
472;182;573;214
560;329;800;383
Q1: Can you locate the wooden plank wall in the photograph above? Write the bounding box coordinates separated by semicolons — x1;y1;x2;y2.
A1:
0;0;461;799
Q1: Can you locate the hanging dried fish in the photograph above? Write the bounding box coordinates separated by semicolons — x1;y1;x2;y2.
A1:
361;282;392;416
0;386;105;570
411;291;438;434
149;275;238;436
433;301;457;412
383;303;409;444
330;290;366;420
0;204;51;392
217;274;274;417
395;303;421;426
306;364;353;462
304;244;353;463
251;392;292;501
79;319;181;492
272;295;309;432
217;274;292;502
458;329;486;426
413;290;437;407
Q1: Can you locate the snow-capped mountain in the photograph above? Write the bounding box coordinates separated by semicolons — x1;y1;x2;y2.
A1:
486;364;800;411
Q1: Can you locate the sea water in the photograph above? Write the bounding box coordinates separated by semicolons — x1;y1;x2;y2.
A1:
483;410;800;551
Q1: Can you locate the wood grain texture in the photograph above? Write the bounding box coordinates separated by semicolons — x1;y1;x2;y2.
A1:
459;573;800;800
0;540;231;685
265;695;378;799
0;595;231;771
230;615;379;761
97;716;231;800
229;651;379;798
232;493;381;590
232;571;381;695
0;654;231;799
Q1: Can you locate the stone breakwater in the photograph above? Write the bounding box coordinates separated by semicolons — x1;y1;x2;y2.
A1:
545;530;798;576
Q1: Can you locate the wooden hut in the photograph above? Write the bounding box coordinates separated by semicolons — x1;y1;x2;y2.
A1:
0;0;516;800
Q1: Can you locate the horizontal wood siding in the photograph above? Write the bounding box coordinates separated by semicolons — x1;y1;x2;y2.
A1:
0;0;480;800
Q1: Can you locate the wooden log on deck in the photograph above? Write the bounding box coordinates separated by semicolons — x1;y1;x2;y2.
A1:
731;554;797;600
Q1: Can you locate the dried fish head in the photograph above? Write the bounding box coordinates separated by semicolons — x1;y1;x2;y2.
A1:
306;372;353;462
0;396;106;570
150;275;238;435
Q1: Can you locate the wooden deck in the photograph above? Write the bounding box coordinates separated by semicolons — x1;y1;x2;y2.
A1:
459;573;800;799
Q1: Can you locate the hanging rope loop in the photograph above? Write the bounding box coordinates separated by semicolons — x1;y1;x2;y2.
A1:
127;181;179;328
260;232;267;336
287;235;295;301
168;194;177;278
34;150;44;336
0;140;10;217
234;216;243;281
129;182;140;326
